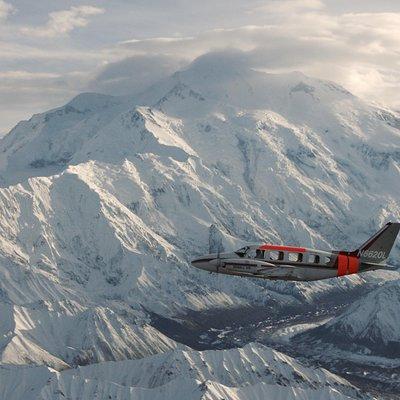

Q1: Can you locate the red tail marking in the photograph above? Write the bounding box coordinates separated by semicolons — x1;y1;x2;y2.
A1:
259;245;306;252
348;256;360;274
337;254;348;276
337;254;360;276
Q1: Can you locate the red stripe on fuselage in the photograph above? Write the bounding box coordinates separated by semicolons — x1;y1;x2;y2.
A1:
259;245;306;252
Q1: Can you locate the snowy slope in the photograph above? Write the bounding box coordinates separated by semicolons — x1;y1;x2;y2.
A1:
1;55;399;253
0;343;369;400
294;279;400;357
0;300;177;369
0;52;399;396
0;93;128;186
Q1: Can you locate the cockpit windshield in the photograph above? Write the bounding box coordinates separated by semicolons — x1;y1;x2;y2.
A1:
235;246;249;257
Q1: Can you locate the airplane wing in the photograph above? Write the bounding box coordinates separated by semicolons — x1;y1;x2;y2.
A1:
219;259;299;278
373;264;399;271
221;258;276;268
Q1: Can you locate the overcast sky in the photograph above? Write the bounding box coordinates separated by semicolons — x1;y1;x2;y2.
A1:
1;0;400;134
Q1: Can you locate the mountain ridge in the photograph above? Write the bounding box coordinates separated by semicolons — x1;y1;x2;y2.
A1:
0;343;370;400
0;53;399;398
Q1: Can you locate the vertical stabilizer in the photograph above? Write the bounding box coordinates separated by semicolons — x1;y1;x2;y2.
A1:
355;222;400;264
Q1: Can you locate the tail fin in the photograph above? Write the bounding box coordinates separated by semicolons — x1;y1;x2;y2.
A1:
355;222;400;264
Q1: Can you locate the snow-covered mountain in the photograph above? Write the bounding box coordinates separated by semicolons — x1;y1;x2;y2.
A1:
0;343;369;400
0;52;399;398
0;300;177;369
293;279;400;357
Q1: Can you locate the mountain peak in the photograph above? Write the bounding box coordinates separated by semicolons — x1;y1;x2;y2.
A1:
66;92;121;113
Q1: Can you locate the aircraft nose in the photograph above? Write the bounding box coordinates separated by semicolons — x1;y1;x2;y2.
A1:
191;255;217;272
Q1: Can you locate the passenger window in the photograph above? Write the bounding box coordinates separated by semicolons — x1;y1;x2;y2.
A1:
255;249;265;259
278;251;284;260
247;249;257;258
309;254;320;264
289;253;302;262
269;251;279;260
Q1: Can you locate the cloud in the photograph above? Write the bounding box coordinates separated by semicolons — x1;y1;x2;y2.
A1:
20;5;104;37
87;54;187;95
254;0;325;14
0;68;90;135
121;37;194;46
2;1;400;135
0;0;13;20
0;70;61;79
118;10;400;108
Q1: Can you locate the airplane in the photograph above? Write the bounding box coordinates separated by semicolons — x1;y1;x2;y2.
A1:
191;222;400;281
